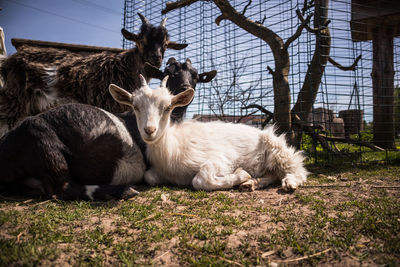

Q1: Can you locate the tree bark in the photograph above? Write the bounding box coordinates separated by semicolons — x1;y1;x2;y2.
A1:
372;27;395;149
291;0;331;147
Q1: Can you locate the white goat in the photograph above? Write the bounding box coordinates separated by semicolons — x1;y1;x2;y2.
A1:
109;75;308;191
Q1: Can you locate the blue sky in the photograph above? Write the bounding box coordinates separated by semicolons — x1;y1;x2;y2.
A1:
1;0;124;55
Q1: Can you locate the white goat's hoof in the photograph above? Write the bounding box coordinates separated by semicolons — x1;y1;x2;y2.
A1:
239;179;256;192
281;174;302;191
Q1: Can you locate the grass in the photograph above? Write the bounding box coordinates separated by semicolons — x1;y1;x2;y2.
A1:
1;165;400;266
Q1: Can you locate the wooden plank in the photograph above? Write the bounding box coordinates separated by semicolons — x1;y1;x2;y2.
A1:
12;38;125;53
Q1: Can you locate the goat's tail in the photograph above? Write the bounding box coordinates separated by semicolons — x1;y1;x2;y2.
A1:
260;126;308;190
59;182;140;200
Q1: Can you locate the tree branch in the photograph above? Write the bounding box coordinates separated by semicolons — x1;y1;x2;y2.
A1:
242;104;274;128
162;0;201;15
297;8;329;33
328;55;362;71
242;0;252;15
283;9;313;51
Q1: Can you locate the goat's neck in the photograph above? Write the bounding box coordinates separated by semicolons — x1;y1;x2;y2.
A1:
147;121;181;159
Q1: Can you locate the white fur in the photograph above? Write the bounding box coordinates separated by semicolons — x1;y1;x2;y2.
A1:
85;185;99;200
110;78;308;192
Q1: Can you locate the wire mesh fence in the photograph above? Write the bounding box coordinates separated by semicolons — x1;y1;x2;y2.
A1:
123;0;400;164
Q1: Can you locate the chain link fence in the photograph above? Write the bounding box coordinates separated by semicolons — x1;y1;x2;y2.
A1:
123;0;400;164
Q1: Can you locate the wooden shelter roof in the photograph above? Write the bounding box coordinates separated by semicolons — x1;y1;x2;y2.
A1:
351;0;400;41
12;38;125;53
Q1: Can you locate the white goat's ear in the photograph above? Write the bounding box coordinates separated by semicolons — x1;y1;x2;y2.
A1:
161;75;169;88
139;74;147;87
172;88;195;108
109;84;133;107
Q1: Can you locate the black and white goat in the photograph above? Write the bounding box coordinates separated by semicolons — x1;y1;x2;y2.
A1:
0;60;216;200
0;13;187;136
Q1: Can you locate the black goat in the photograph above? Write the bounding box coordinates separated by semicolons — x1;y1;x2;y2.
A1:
146;57;217;121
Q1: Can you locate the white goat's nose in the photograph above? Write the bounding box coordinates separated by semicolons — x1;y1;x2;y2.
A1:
144;126;156;136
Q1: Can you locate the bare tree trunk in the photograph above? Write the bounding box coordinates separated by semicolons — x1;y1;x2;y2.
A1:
291;0;331;147
372;27;395;149
212;0;292;136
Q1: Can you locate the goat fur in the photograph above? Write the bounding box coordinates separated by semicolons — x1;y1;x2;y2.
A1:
109;76;308;192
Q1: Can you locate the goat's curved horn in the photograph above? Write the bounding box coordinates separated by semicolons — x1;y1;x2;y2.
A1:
160;17;167;28
166;57;177;65
161;75;169;88
139;74;148;87
138;13;150;25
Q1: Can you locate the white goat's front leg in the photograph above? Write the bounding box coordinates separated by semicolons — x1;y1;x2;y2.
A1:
239;172;279;191
192;163;251;191
262;128;308;191
144;168;166;186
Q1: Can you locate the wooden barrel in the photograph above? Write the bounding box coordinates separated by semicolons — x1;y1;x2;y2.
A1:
339;109;364;137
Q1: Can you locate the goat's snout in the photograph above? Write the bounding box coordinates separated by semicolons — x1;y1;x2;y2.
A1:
144;126;156;136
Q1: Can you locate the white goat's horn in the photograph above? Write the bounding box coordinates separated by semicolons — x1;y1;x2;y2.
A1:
161;75;169;88
160;17;167;28
139;74;147;87
138;13;150;25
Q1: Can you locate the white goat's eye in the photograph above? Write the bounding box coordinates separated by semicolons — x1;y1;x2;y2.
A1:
133;105;139;112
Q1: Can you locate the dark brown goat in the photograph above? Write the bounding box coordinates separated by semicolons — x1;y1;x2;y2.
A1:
0;13;187;136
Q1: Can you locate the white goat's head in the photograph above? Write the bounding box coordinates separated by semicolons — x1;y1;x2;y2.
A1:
109;75;194;143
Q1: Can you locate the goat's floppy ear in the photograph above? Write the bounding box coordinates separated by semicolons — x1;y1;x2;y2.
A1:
171;88;195;108
109;84;133;107
121;28;139;43
167;41;188;50
199;70;217;83
144;62;164;80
